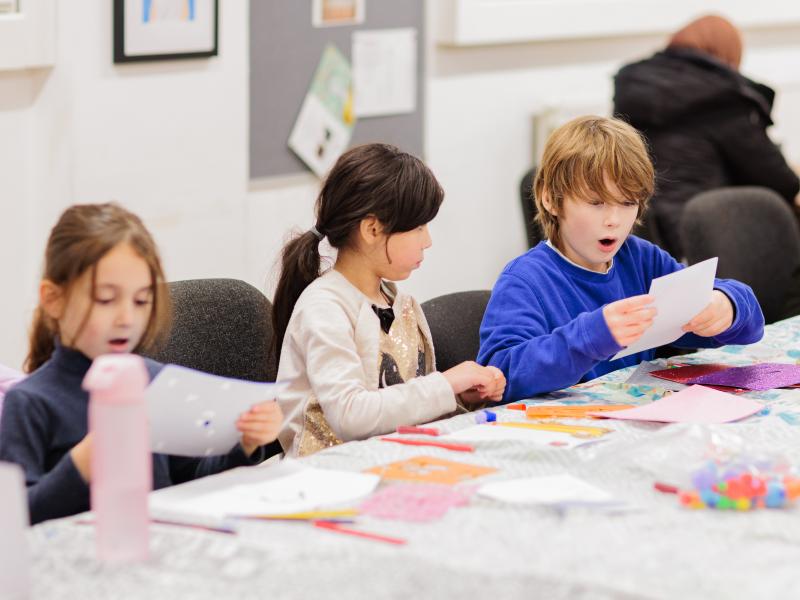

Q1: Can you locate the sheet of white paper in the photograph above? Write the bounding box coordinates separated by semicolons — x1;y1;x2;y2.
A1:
613;257;718;360
0;462;30;600
150;462;379;520
353;28;417;117
478;474;620;507
444;424;603;449
146;365;288;457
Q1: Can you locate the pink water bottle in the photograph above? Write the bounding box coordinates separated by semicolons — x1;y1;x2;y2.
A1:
83;354;151;563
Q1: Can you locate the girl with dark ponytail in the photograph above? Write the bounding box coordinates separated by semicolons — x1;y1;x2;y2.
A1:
273;144;505;457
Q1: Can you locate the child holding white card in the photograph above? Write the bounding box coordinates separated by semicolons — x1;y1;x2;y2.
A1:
478;116;764;401
0;203;283;524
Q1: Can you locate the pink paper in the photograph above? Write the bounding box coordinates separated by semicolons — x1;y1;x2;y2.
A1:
359;484;474;522
587;385;763;424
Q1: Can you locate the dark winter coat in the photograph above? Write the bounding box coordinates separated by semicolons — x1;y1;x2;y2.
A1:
614;47;799;258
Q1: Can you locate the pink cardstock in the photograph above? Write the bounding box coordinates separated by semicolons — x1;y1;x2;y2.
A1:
587;385;763;424
359;484;474;522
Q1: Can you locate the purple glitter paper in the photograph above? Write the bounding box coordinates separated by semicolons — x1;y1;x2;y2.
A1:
686;363;800;391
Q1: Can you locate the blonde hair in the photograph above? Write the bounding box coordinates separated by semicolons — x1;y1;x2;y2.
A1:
533;115;655;245
26;203;172;373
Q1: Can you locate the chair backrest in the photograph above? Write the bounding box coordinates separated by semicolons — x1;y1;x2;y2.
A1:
680;187;800;324
144;278;277;383
421;290;492;373
519;167;543;248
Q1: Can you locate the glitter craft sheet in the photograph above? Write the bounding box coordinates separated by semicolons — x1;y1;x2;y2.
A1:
685;363;800;391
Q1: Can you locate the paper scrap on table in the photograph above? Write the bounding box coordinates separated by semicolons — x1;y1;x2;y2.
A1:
612;257;717;360
288;45;354;177
0;462;30;599
150;464;379;519
624;359;686;391
147;364;288;457
353;28;416;117
367;456;496;485
685;363;800;391
478;474;622;509
359;483;473;522
587;385;762;424
444;424;603;449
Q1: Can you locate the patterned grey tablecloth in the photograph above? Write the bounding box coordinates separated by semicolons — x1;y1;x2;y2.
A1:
27;318;800;599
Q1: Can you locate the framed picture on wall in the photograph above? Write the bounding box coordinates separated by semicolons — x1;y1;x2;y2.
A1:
113;0;218;63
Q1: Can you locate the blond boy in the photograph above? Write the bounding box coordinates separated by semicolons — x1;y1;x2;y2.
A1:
478;116;764;400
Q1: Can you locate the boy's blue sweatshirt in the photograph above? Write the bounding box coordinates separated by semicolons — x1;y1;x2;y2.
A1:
0;344;266;525
478;236;764;401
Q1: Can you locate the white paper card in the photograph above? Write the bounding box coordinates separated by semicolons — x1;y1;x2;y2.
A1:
444;424;603;449
0;462;30;600
147;365;288;457
478;474;620;507
150;463;379;519
353;28;417;117
612;257;718;360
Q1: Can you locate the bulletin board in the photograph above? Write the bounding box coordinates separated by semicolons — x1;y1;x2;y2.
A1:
249;0;426;180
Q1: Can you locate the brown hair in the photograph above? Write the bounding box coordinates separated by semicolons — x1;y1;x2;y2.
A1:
533;116;655;245
668;14;743;70
271;143;444;358
26;202;172;373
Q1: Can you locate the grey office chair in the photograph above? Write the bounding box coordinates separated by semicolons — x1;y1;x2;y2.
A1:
680;187;800;324
519;167;543;248
142;278;281;459
421;290;492;372
144;278;277;382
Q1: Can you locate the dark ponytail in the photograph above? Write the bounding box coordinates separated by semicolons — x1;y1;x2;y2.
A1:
271;143;444;358
271;230;324;360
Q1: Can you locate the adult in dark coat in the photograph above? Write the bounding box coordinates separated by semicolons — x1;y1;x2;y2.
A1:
613;15;800;259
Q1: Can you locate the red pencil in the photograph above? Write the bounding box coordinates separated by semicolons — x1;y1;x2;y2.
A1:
313;520;407;545
654;481;680;494
378;437;474;452
396;425;440;436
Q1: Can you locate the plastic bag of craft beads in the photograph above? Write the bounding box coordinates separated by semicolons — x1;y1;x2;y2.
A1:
584;421;800;510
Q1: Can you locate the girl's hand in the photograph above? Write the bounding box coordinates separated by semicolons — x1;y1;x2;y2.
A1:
602;294;657;347
444;362;505;403
682;290;734;337
237;401;283;458
70;434;93;483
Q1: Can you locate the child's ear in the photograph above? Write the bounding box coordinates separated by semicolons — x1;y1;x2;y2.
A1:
39;280;65;320
540;192;557;216
358;215;383;246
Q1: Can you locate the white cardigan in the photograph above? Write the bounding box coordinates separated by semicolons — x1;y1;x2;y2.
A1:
276;269;456;457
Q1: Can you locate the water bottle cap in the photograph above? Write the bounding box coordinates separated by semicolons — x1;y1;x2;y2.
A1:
82;354;149;402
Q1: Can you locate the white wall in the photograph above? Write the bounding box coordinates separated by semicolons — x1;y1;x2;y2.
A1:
1;2;799;369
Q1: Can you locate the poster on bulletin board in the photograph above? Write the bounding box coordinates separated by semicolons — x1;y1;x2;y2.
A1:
288;46;355;177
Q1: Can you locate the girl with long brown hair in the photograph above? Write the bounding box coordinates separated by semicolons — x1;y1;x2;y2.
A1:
0;203;282;524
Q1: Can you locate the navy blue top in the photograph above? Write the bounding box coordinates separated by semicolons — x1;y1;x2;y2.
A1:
478;236;765;401
0;344;266;524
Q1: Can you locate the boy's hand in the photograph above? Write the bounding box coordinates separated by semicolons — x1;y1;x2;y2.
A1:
682;290;733;337
459;366;506;404
603;294;657;347
237;400;283;458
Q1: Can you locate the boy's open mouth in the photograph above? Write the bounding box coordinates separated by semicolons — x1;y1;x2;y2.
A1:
599;238;616;249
